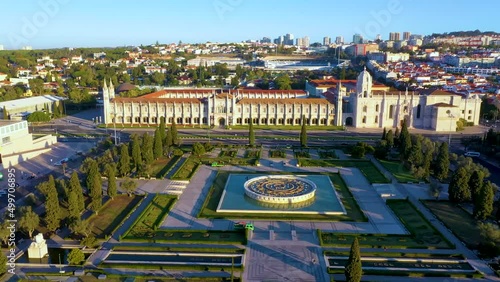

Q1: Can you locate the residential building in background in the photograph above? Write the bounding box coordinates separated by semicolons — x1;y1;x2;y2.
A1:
335;36;344;44
352;34;363;44
389;32;401;41
323;37;331;46
403;31;411;41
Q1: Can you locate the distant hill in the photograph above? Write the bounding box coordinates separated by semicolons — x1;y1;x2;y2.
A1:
429;30;499;38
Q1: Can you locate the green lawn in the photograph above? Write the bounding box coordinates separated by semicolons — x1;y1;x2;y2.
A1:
299;159;390;184
170;157;201;180
150;156;180;178
197;171;367;221
378;159;420;183
320;200;453;249
422;201;482;248
386;200;453;249
88;195;143;238
123;229;247;245
124;194;177;238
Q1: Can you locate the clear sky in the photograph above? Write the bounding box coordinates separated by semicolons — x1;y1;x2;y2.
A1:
0;0;498;50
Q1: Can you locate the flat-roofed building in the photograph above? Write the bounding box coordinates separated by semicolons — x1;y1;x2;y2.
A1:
0;120;57;169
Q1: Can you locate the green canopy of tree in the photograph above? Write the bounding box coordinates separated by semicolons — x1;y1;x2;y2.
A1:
345;237;362;282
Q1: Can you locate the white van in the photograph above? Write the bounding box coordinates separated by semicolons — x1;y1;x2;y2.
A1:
464;151;480;157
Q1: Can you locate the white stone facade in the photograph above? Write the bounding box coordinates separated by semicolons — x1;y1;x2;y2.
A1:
103;87;335;127
331;69;482;131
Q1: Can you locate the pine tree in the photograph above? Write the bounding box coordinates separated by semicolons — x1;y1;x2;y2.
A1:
89;173;102;214
170;120;178;145
45;178;61;232
107;165;117;199
468;170;483;203
118;144;130;176
300;116;307;148
69;171;85;213
19;206;39;238
131;134;142;170
345;237;362;282
474;181;494;220
435;142;449;182
249;119;255;147
142;132;154;165
399;120;411;158
381;127;387;140
449;166;471;203
153;128;163;159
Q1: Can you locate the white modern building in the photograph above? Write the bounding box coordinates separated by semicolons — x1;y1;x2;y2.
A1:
0;120;57;169
0;95;67;120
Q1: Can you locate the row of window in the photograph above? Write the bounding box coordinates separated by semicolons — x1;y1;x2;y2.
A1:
111;117;333;125
112;105;331;114
0;122;27;135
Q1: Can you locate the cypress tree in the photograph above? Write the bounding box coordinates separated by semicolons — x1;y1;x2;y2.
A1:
381;127;387;140
468;170;483;203
107;165;117;199
67;189;80;220
300;115;307;148
118;143;130;176
386;130;394;148
153;128;163;159
159;116;166;142
142;132;154;165
69;171;85;213
45;177;61;232
249;119;255;147
345;237;362;282
474;181;494;220
165;129;173;148
449;166;471;203
435;142;449;182
89;173;102;214
399;120;411;158
170;120;178;145
131;134;142;170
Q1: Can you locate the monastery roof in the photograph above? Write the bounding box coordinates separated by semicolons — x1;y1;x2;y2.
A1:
420;89;462;96
237;98;332;105
433;103;457;108
235;89;306;95
112;97;203;104
141;89;216;99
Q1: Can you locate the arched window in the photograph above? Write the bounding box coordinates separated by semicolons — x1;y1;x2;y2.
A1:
363;105;367;112
362;116;367;123
375;104;379;112
375;116;378;123
389;105;394;118
416;104;421;119
364;91;367;97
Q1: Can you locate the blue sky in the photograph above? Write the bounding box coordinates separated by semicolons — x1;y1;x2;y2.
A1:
0;0;498;49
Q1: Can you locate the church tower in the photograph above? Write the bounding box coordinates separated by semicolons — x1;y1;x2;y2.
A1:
102;80;110;125
356;67;372;98
335;81;344;126
109;78;115;99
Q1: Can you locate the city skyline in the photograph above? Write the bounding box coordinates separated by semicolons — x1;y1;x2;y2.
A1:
0;0;499;49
